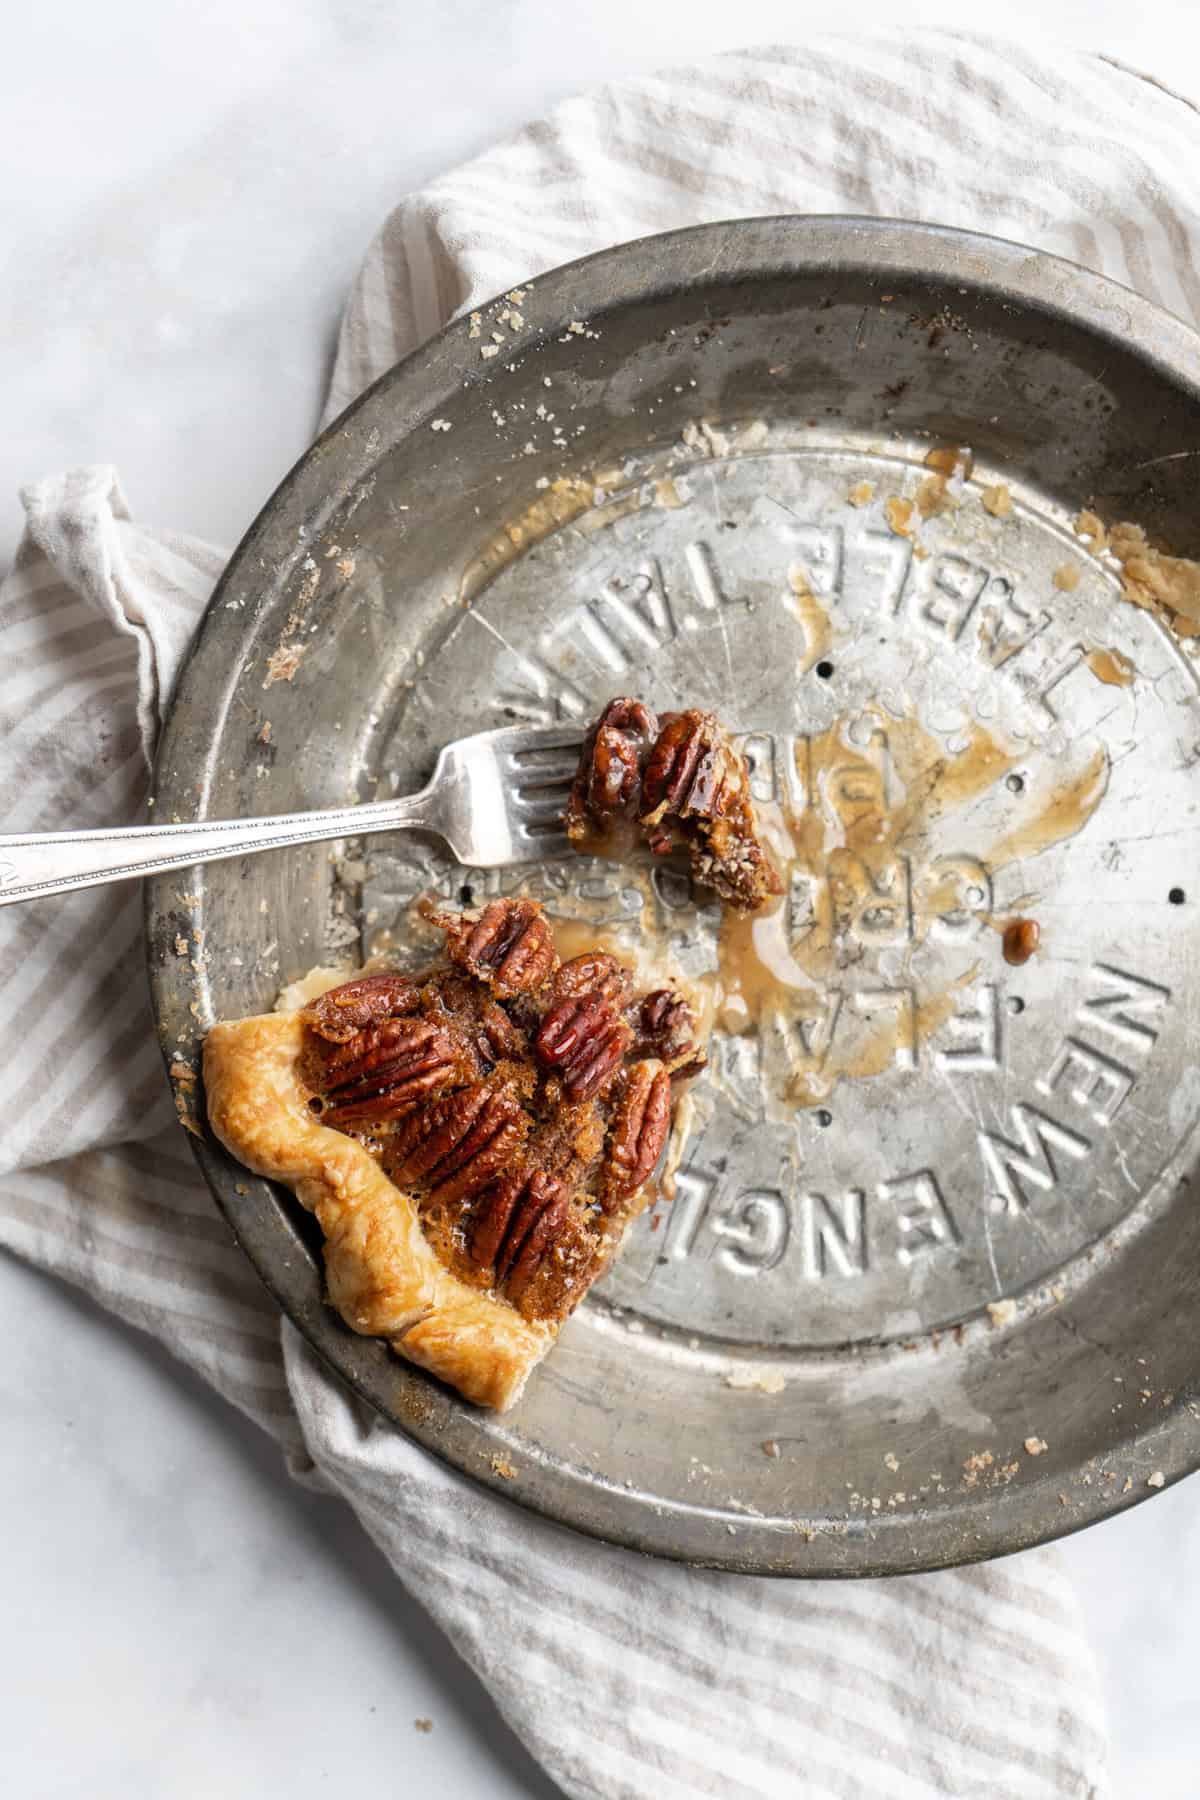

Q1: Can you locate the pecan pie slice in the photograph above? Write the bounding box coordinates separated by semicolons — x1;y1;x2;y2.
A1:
204;899;706;1411
565;696;781;911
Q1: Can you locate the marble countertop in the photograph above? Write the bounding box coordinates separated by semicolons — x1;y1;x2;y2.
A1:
5;3;1200;1794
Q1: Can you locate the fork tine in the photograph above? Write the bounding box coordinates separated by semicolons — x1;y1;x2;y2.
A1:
512;789;571;824
504;726;586;762
428;723;585;868
509;743;581;767
512;760;579;792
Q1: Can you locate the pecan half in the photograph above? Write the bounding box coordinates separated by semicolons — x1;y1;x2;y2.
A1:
640;710;731;827
550;951;630;1008
471;1167;591;1317
304;972;418;1043
565;697;658;838
440;898;558;997
629;988;706;1076
470;1167;563;1278
318;1017;466;1125
386;1081;529;1204
504;1189;573;1304
470;1169;527;1271
600;1060;671;1209
534;991;633;1102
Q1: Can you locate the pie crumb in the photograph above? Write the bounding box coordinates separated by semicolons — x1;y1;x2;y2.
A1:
981;483;1013;518
490;1453;518;1480
962;1451;994;1488
1074;509;1108;552
987;1298;1017;1327
761;1439;781;1459
1147;1470;1165;1488
1107;520;1200;634
883;1451;899;1472
724;1368;786;1394
264;643;306;687
173;1091;202;1136
848;480;874;507
1024;1436;1048;1456
414;1718;433;1734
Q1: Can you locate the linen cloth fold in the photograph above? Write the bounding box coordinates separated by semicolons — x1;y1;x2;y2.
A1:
13;26;1199;1794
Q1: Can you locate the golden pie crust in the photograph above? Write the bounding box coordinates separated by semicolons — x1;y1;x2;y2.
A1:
204;1011;553;1411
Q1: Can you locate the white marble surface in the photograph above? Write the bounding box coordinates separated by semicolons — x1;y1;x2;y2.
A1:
5;2;1200;1794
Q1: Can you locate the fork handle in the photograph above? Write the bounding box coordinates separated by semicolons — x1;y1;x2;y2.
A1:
0;790;438;907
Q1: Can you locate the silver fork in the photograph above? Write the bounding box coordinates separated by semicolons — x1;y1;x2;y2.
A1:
0;724;584;907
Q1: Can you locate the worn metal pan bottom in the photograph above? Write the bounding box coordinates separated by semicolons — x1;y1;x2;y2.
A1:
148;218;1200;1574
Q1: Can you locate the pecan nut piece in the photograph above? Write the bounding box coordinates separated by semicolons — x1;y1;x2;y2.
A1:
639;710;781;911
304;972;418;1043
475;997;527;1067
503;1189;573;1306
471;1168;593;1318
629;988;706;1077
469;1168;529;1272
690;830;782;913
418;972;527;1074
534;991;633;1103
565;697;658;838
386;1081;529;1205
640;710;732;826
550;951;630;1008
600;1060;671;1209
470;1167;566;1279
318;1018;466;1125
440;898;558;997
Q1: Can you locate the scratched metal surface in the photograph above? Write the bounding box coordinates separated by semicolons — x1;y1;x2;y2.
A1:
148;219;1200;1573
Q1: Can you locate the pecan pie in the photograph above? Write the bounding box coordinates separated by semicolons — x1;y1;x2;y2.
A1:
204;898;706;1410
565;697;781;911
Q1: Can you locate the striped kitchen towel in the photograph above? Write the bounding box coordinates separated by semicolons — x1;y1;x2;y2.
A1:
15;25;1200;1794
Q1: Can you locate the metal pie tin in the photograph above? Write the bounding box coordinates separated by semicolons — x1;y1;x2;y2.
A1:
148;218;1200;1573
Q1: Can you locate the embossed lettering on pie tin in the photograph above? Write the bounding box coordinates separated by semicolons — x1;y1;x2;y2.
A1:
367;444;1200;1350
